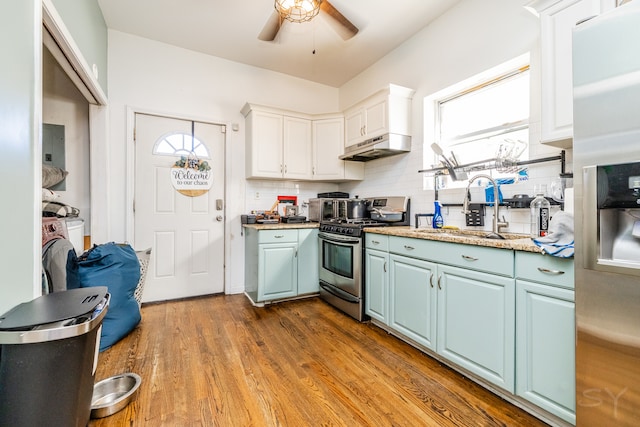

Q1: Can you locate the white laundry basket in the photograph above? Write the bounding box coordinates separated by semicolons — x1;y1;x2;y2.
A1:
134;248;151;307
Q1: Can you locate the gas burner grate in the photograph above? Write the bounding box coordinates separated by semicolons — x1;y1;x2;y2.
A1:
324;218;384;226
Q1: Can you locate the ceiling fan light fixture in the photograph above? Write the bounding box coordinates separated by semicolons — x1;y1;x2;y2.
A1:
274;0;321;23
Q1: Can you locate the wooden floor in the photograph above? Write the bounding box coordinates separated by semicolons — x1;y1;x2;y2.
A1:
89;294;548;427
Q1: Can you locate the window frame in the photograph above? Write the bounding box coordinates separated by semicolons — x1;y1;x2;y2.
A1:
423;54;531;189
152;131;211;159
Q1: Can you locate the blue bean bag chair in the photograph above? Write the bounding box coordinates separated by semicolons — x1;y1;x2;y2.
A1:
74;242;141;351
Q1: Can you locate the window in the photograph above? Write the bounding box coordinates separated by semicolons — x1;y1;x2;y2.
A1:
424;54;530;187
153;132;210;158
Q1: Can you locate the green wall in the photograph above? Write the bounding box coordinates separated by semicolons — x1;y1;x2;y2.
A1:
0;0;42;315
0;0;108;314
51;0;108;94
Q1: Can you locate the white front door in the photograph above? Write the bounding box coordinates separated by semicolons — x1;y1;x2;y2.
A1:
134;113;225;302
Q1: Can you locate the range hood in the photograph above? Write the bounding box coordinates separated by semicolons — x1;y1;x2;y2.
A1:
339;134;411;162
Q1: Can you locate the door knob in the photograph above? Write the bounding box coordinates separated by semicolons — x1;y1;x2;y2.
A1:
216;215;223;222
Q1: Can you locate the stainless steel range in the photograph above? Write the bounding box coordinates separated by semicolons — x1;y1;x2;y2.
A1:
318;196;409;321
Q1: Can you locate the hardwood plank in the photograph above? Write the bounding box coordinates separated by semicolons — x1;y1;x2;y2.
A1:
89;295;547;426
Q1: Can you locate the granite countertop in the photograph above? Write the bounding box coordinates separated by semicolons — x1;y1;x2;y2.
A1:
364;226;542;253
243;223;319;230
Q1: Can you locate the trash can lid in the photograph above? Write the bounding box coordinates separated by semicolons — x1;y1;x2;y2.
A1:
0;287;108;331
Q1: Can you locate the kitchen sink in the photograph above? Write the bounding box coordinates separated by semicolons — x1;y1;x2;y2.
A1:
415;229;530;241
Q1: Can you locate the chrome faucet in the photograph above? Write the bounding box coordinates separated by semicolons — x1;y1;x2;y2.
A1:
462;174;509;238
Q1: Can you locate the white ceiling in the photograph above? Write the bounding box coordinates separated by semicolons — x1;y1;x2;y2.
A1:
97;0;462;87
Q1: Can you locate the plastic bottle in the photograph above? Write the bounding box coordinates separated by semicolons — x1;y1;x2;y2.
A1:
530;187;551;238
433;201;444;229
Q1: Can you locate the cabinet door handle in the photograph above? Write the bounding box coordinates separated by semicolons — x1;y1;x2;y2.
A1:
404;245;415;250
437;275;442;290
280;164;283;173
429;273;434;288
295;250;298;258
461;254;478;261
384;261;387;273
537;267;565;275
284;165;287;173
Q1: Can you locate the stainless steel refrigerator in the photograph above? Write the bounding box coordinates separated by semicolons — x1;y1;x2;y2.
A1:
573;2;640;425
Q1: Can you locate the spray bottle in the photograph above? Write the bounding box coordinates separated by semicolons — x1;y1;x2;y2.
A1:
433;201;444;229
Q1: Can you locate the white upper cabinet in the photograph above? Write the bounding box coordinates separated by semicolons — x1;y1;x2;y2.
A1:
526;0;616;147
242;104;312;180
344;84;414;148
312;116;363;181
312;116;344;180
283;115;313;180
241;103;363;181
243;108;285;179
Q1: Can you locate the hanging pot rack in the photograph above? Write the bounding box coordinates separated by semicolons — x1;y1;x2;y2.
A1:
418;150;572;179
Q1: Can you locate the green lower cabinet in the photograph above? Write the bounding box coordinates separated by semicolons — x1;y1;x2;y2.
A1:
245;227;319;303
389;254;437;351
437;264;515;393
365;248;389;323
258;242;298;301
365;233;578;424
516;279;576;425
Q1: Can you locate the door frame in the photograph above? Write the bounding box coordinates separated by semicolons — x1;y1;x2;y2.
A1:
42;0;111;245
125;106;231;293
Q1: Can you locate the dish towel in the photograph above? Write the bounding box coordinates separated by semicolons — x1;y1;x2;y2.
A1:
533;211;574;258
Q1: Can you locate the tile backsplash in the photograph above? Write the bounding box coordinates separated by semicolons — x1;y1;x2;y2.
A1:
336;133;571;233
245;181;340;217
243;139;572;234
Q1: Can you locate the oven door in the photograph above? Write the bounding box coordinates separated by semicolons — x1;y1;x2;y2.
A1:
318;231;362;298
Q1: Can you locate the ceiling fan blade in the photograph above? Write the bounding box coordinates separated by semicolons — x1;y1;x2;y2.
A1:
320;0;359;40
258;11;282;41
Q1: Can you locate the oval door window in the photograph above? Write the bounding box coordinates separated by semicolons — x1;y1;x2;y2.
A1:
153;132;213;197
152;132;210;159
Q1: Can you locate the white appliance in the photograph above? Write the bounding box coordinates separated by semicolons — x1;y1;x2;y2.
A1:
573;3;640;425
65;218;84;254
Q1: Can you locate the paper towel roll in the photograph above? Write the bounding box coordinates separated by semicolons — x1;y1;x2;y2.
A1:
564;188;574;214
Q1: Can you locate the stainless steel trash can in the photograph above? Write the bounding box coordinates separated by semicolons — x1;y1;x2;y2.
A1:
0;287;109;427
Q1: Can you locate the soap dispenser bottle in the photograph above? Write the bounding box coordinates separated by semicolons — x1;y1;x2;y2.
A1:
530;185;551;238
433;201;444;229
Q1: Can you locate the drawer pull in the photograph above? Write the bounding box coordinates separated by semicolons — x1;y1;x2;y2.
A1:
274;235;285;238
404;245;415;250
537;267;565;275
461;254;478;261
371;240;380;245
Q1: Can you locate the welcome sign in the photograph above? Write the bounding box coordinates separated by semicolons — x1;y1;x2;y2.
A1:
170;156;213;197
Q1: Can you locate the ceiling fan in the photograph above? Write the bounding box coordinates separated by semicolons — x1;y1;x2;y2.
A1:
258;0;359;42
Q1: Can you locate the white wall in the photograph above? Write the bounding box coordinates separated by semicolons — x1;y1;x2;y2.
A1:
43;47;91;234
338;0;568;234
106;30;340;293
